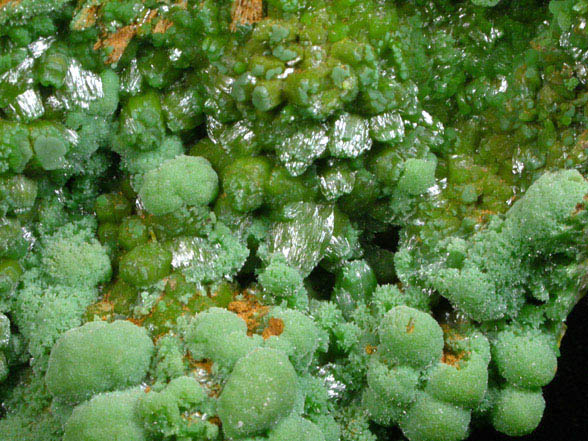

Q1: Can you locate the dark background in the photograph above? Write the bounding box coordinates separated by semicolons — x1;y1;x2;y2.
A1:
470;297;588;441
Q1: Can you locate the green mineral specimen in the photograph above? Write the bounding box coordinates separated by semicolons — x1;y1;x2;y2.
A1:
45;320;154;403
0;0;587;440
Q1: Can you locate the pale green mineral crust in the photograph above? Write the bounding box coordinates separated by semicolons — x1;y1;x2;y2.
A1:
1;1;588;440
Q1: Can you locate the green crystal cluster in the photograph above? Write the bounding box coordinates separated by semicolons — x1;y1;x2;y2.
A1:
1;0;588;440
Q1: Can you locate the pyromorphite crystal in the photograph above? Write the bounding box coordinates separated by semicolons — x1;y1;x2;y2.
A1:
378;306;444;368
217;348;298;438
0;1;587;441
138;155;219;215
63;389;147;441
45;320;154;403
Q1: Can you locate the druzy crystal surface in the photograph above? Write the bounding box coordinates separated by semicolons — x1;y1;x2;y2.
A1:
1;1;587;440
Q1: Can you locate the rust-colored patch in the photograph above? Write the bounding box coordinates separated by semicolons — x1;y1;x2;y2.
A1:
365;345;377;355
441;349;469;368
231;0;263;31
85;294;114;322
186;354;213;374
228;292;269;335
151;333;166;346
208;416;222;427
193;359;213;374
92;8;165;64
0;0;20;9
125;291;166;328
72;4;99;30
185;354;221;397
94;24;137;64
262;317;284;340
140;9;159;27
406;317;415;334
440;324;466;341
91;298;114;314
153;18;174;33
127;317;144;326
440;325;469;368
476;209;496;225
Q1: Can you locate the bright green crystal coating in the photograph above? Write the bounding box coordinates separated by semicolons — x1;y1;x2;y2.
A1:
0;0;587;440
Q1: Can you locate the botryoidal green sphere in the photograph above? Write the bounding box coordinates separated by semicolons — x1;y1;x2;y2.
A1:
0;1;587;441
378;306;444;368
